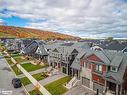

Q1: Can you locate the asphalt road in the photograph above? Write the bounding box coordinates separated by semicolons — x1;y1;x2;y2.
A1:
0;55;26;95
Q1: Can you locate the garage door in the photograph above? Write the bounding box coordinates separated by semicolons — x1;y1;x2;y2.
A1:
93;82;104;93
82;77;90;88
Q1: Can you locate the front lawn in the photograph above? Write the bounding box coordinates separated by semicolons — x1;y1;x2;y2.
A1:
45;76;71;95
21;63;47;72
29;89;43;95
11;53;21;57
21;77;31;86
32;72;48;81
11;65;22;75
5;58;13;65
13;56;27;63
21;72;47;86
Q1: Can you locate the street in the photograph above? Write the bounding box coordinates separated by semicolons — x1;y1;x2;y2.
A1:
0;55;26;95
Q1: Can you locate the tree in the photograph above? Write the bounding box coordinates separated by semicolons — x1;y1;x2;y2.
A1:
106;37;113;42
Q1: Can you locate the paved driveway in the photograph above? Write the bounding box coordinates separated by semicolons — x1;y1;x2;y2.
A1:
0;55;26;95
64;85;95;95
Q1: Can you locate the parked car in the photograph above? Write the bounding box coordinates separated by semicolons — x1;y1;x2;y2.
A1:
12;78;22;88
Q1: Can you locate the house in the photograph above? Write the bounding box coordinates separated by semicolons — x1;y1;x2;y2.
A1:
22;40;48;64
79;50;127;95
5;38;22;52
46;42;90;75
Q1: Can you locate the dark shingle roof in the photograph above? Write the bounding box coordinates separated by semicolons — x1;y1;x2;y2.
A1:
104;53;127;84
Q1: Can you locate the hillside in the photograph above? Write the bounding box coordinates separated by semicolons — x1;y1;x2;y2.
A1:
0;26;79;40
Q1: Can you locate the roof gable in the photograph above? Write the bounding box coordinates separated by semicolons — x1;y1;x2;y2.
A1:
87;54;102;62
110;55;123;67
53;48;59;52
71;49;78;54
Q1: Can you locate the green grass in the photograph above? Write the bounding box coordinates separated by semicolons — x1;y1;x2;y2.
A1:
13;56;27;63
11;65;22;75
11;53;21;57
45;76;71;95
21;63;48;72
21;72;47;86
29;89;43;95
21;77;31;86
5;58;13;65
32;72;47;81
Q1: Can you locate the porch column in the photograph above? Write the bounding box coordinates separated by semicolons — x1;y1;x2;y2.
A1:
104;80;107;93
72;69;74;76
67;63;69;75
116;84;119;95
120;84;122;95
78;70;80;79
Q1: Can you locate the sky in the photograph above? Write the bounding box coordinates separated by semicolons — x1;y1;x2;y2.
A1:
0;0;127;39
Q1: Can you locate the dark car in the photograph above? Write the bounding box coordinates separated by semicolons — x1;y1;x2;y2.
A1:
12;78;22;88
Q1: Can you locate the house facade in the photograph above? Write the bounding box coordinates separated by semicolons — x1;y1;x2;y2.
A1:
22;40;48;64
47;42;90;75
79;50;127;95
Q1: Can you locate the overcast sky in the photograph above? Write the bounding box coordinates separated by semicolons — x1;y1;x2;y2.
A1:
0;0;127;38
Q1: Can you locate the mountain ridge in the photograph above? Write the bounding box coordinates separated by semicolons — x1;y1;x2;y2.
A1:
0;25;80;40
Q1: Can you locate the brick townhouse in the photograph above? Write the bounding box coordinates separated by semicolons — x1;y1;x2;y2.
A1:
80;50;127;95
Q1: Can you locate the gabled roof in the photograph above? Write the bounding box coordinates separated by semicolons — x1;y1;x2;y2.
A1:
36;45;48;56
53;48;59;52
85;50;111;65
104;53;127;84
71;49;78;54
71;49;86;70
22;40;48;56
71;59;80;70
110;55;123;67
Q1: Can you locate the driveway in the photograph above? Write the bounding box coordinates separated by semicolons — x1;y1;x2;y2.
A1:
64;85;95;95
0;55;26;95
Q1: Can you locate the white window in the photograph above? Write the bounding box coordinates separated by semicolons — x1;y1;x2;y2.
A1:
111;67;117;72
96;64;102;72
85;62;89;68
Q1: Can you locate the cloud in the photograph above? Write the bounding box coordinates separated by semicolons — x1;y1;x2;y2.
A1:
0;19;6;25
0;0;127;38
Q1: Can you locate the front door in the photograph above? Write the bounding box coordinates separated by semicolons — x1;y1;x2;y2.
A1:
62;67;66;74
109;82;116;92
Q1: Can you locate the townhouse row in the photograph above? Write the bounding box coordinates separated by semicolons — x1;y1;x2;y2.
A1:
13;40;127;95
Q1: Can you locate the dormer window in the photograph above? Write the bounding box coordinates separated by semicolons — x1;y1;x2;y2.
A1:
111;66;118;72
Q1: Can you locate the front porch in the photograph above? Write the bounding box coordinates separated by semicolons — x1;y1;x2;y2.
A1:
105;81;122;95
71;68;80;79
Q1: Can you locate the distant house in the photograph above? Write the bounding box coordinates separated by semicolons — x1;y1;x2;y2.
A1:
99;41;127;51
22;40;48;64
